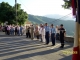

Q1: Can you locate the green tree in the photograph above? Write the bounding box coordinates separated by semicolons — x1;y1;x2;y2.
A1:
0;2;14;23
13;3;28;25
62;0;71;9
0;2;28;25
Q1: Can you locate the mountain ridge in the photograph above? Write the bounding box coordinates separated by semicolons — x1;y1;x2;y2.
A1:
28;14;75;36
44;14;75;20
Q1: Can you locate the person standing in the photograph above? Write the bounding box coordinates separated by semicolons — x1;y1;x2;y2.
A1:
45;23;50;44
10;25;14;35
27;26;31;38
39;24;43;42
26;26;28;38
5;25;7;35
15;25;17;35
35;25;40;39
55;25;60;40
59;24;66;48
50;24;56;46
41;25;45;43
13;25;15;35
30;25;34;40
20;25;23;36
7;25;11;35
17;25;20;36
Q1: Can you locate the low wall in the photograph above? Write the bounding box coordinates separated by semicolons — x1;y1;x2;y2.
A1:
65;36;74;43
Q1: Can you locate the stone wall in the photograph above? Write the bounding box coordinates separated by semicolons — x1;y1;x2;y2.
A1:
65;36;74;43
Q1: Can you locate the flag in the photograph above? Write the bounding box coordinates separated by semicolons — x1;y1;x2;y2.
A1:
72;0;80;60
71;0;77;16
77;0;80;58
72;21;79;60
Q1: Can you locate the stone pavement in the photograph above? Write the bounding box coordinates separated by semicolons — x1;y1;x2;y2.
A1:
0;32;5;35
0;34;73;60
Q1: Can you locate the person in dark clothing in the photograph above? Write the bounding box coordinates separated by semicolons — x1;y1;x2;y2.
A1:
27;27;31;38
15;26;17;35
59;24;66;48
5;26;7;35
26;26;28;38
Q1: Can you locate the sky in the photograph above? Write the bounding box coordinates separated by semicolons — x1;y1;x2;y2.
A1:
0;0;72;16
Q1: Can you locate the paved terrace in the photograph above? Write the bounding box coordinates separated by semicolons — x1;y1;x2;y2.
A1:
0;32;73;60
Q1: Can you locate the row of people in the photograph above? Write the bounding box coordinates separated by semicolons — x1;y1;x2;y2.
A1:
4;25;24;35
1;23;66;48
26;23;66;48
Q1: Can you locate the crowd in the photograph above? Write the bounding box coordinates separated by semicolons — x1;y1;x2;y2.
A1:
26;23;66;48
0;23;66;48
0;24;25;36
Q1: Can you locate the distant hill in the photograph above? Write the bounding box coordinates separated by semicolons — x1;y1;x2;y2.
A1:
45;14;63;19
28;14;75;36
45;14;75;20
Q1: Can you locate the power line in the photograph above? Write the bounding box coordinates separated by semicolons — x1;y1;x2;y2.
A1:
48;13;72;23
19;0;72;24
19;0;45;23
19;0;33;14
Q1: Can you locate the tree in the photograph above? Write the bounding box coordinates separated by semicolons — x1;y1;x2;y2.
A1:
13;3;28;25
0;2;14;23
62;0;71;9
17;9;28;25
0;2;28;25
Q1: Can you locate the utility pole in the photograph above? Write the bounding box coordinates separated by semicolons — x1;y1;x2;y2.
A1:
15;0;17;24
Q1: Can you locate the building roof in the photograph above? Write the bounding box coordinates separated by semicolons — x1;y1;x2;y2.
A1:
26;21;32;24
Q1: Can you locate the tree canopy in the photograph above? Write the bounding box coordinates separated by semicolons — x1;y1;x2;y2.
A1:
0;2;28;25
62;0;71;9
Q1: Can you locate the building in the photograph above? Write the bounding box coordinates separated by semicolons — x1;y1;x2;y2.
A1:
25;21;32;26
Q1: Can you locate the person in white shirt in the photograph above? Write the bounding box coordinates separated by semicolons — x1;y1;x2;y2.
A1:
7;25;11;35
41;25;45;43
17;25;20;36
55;25;60;40
39;24;43;42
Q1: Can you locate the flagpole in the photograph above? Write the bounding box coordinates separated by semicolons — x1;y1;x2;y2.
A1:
72;0;79;60
79;22;80;55
77;0;80;56
72;14;79;60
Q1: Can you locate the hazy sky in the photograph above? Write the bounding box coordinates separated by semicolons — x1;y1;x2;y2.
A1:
0;0;72;16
